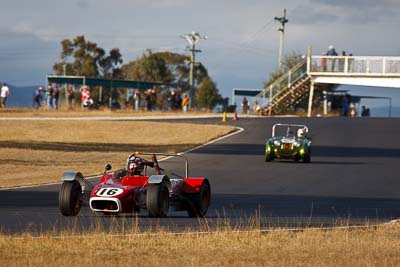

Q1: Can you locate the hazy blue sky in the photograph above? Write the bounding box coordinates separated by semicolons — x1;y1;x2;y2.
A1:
1;0;400;104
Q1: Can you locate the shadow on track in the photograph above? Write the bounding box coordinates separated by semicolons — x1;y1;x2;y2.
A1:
190;143;400;158
1;190;399;220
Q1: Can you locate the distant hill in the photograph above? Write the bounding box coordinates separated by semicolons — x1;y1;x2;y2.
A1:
6;85;39;108
368;106;400;118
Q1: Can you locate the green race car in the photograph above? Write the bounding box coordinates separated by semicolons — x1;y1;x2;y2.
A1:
265;123;311;163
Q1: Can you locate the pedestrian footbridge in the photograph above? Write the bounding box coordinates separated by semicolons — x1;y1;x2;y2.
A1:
257;52;400;117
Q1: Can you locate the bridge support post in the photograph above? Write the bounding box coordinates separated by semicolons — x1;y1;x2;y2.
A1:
323;90;327;116
307;80;315;117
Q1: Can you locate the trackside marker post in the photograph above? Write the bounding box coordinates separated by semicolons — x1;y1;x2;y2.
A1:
222;112;227;122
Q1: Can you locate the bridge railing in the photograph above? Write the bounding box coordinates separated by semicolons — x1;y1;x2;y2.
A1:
309;56;400;75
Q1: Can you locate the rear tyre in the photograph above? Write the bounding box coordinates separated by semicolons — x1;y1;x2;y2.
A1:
186;181;211;218
59;181;82;216
146;183;169;217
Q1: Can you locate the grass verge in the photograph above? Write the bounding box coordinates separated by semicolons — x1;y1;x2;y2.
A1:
0;120;235;188
1;222;400;266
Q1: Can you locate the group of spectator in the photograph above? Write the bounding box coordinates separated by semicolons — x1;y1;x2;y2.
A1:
320;45;353;72
241;97;261;115
33;84;61;110
131;89;189;112
167;90;190;112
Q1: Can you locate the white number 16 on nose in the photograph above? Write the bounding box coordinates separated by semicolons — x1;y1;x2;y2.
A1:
96;188;123;197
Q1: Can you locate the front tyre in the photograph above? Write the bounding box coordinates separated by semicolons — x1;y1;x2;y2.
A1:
59;181;82;216
186;181;211;218
303;148;311;163
265;150;274;162
146;183;169;217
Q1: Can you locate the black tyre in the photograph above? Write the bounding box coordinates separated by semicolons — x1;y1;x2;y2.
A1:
146;183;169;217
303;148;311;163
265;151;274;162
59;181;82;216
186;181;211;218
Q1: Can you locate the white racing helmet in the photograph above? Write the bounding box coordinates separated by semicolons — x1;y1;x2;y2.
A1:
297;128;306;138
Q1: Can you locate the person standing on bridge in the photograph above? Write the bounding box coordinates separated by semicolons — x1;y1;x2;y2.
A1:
326;45;338;71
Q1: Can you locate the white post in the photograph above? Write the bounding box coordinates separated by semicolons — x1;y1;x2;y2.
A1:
307;80;315;117
382;57;386;74
344;57;348;73
323;90;327;116
288;70;292;88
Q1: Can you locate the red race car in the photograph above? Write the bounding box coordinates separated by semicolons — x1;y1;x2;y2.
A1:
58;152;211;217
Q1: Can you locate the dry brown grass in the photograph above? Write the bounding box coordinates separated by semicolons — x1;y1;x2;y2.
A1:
0;120;235;188
0;108;216;117
1;223;400;266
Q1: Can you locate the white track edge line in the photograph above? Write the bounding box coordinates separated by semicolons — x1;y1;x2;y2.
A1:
0;126;244;191
5;223;390;240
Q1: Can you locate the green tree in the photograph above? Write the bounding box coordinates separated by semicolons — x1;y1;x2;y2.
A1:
53;35;123;78
196;78;221;109
264;51;304;88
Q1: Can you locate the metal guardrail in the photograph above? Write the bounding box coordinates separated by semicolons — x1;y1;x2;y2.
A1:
257;59;308;107
309;56;400;75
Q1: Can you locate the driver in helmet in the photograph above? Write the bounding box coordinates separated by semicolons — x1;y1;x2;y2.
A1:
297;128;306;139
127;156;145;175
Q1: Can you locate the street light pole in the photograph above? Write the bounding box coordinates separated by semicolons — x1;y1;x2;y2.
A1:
180;31;207;103
275;9;288;72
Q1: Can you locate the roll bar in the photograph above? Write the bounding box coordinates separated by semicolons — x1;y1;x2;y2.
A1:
272;123;308;137
134;152;189;178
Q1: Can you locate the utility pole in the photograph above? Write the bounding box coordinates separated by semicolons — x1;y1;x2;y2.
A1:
275;9;288;72
180;31;207;101
63;64;68;99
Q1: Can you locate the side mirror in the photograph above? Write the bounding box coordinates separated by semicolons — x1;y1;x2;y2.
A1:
104;163;112;173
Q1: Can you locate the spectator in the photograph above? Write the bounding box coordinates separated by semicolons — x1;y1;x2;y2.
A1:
342;95;350;116
150;89;157;111
348;53;354;72
241;97;249;114
321;53;327;72
145;89;152;111
46;84;54;110
349;102;356;117
33;86;43;109
361;106;371;117
80;86;92;110
133;89;141;110
0;83;10;110
53;85;60;110
67;85;74;109
182;93;189;112
169;90;177;110
339;51;346;72
326;45;338;71
253;100;261;115
175;92;182;110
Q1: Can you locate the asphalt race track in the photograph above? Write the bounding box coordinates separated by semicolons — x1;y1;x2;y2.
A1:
1;117;400;233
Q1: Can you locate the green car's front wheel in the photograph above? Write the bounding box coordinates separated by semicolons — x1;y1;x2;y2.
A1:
303;149;311;163
265;150;274;162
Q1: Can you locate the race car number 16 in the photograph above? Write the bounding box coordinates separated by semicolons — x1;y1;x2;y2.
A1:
96;188;123;197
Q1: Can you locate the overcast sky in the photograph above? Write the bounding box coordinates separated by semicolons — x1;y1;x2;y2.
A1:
1;0;400;100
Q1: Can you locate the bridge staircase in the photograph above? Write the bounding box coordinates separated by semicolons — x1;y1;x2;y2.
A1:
259;59;313;114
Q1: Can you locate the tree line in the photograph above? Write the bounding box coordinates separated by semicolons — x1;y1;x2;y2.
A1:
53;35;223;110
